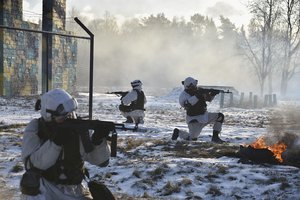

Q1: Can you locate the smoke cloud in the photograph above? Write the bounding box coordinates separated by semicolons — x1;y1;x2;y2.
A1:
206;1;243;18
267;105;300;150
74;18;257;96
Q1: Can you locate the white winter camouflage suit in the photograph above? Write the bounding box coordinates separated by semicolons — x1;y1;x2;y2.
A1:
178;90;222;140
21;118;111;200
120;85;147;123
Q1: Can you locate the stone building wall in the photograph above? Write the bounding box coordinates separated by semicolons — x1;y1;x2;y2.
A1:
0;0;77;96
52;35;77;92
50;0;77;93
0;0;39;96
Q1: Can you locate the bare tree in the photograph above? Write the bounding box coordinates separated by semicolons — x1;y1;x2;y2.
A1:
239;0;281;96
278;0;300;96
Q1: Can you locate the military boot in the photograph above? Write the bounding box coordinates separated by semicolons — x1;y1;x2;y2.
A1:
212;130;225;143
172;128;179;140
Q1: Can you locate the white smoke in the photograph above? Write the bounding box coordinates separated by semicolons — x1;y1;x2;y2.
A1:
267;105;300;150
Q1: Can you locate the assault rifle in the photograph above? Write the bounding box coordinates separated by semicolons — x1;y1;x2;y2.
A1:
48;118;140;157
106;91;128;97
197;87;232;96
48;118;117;156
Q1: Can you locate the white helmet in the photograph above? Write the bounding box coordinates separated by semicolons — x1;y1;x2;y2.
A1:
131;80;142;89
40;88;78;122
182;77;198;89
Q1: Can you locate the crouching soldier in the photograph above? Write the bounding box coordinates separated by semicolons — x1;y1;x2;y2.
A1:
119;80;146;124
21;88;115;200
172;77;225;143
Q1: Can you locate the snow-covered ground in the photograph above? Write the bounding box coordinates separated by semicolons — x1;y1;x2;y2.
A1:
0;90;300;200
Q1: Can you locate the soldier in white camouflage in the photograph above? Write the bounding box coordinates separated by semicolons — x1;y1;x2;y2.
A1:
172;77;225;143
119;80;147;124
21;88;114;200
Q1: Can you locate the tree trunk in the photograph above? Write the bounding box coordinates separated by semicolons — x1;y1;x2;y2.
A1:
268;72;273;95
260;78;265;97
280;71;288;97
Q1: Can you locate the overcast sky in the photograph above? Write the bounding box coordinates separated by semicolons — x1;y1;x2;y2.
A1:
24;0;251;28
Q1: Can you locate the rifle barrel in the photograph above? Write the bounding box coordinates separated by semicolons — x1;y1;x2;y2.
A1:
106;91;128;97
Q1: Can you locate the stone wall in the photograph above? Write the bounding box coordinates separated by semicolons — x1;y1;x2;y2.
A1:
42;0;77;94
0;0;39;96
52;35;77;92
0;0;77;96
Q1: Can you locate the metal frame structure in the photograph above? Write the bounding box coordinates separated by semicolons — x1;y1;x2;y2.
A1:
0;18;95;119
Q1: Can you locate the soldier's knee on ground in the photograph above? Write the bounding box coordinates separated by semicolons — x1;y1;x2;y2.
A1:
138;117;144;124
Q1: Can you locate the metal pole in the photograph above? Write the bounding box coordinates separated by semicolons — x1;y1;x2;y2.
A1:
89;36;94;120
74;17;94;120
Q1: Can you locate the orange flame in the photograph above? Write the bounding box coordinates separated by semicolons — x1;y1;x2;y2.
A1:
250;137;287;162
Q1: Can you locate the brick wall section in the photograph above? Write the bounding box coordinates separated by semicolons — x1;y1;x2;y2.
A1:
0;1;3;94
48;0;77;93
52;35;77;92
0;0;39;96
0;0;77;96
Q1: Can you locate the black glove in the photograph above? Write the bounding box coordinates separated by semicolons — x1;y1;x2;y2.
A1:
194;89;203;99
104;122;115;133
51;126;74;146
183;100;192;110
